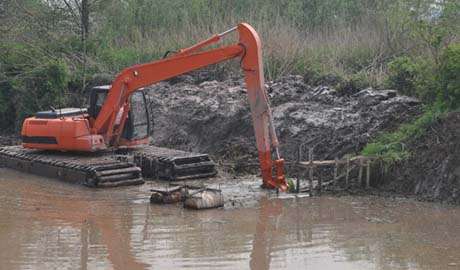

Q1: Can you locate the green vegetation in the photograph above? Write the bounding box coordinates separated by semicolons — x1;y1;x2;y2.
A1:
0;0;460;134
362;109;441;162
286;178;297;193
438;44;460;110
360;0;460;163
386;43;460;108
363;42;460;163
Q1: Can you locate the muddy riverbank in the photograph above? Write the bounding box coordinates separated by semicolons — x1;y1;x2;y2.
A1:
145;75;429;198
148;75;420;164
383;112;460;204
145;75;460;204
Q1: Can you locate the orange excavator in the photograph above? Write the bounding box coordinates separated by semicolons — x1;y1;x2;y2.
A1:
14;23;287;190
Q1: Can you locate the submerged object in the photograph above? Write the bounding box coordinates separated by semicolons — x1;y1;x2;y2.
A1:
184;189;224;209
149;185;224;209
150;186;185;204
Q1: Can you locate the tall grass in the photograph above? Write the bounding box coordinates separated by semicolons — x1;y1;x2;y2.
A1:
93;0;415;82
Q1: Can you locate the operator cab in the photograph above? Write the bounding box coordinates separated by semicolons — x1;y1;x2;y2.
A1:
88;86;153;142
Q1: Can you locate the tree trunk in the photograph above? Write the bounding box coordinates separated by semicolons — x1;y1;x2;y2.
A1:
81;0;89;41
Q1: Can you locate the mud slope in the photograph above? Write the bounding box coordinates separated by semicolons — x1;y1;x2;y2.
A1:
0;136;20;147
147;75;420;165
388;112;460;204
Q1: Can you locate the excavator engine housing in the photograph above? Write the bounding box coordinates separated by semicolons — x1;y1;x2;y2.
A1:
21;87;153;151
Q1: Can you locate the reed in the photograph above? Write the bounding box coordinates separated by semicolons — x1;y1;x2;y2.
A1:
98;11;409;83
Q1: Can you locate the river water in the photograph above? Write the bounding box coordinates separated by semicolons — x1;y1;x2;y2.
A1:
1;168;460;270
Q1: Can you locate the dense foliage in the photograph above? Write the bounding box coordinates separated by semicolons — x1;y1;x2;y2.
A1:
364;0;460;163
0;0;459;133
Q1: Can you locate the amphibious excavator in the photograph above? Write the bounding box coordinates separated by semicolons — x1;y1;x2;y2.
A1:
0;23;287;191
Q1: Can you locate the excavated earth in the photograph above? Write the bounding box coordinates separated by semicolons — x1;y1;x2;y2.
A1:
147;75;420;174
385;112;460;204
143;74;460;205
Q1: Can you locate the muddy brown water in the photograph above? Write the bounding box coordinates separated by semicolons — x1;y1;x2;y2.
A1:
1;168;460;270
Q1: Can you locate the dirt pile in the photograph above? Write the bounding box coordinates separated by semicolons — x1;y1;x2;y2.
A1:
147;75;420;166
0;136;20;147
388;112;460;204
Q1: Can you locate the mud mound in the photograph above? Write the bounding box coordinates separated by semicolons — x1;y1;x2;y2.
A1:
388;112;460;203
0;136;20;147
147;75;420;167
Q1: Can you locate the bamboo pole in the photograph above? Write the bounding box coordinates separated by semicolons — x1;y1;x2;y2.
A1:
297;155;368;167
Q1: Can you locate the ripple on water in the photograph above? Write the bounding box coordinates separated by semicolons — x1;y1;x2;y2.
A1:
2;168;460;270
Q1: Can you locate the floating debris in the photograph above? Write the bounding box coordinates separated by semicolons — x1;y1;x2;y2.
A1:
184;189;224;210
150;185;224;209
366;216;396;223
150;186;185;204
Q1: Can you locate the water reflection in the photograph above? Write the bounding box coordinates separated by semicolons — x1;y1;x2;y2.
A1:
250;198;283;270
1;168;460;270
0;170;149;270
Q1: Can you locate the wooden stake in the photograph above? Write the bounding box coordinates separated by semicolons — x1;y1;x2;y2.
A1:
345;157;350;189
318;167;322;195
296;145;302;193
333;157;338;188
358;157;363;187
309;148;313;195
366;159;371;189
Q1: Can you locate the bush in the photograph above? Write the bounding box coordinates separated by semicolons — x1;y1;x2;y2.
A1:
337;72;370;95
303;67;345;87
0;55;71;132
386;56;419;96
13;60;71;128
437;43;460;110
412;59;438;103
362;43;460;163
385;47;460;107
338;47;374;73
0;80;16;133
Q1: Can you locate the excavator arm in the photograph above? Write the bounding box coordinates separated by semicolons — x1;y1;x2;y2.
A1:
92;44;243;140
94;23;287;191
